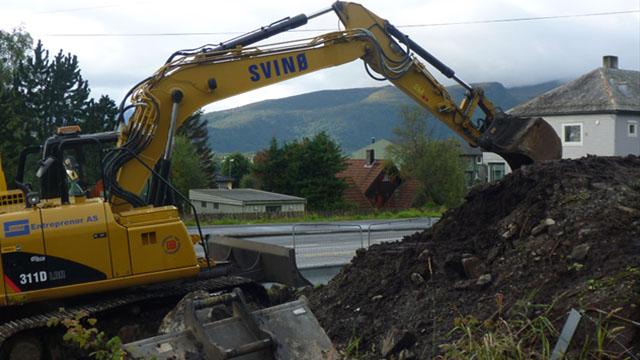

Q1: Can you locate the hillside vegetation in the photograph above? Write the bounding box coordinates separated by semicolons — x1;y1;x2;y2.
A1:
202;81;563;153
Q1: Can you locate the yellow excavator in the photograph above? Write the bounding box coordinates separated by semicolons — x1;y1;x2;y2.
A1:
0;1;561;359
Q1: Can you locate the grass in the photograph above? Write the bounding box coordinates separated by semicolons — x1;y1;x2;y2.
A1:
184;207;444;226
437;293;633;360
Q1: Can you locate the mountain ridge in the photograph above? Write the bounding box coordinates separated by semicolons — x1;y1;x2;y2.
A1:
203;80;564;154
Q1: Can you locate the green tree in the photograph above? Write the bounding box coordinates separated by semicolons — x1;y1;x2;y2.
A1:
0;34;121;187
0;28;32;85
295;132;347;210
170;136;208;212
15;40;90;142
178;111;217;186
252;132;347;211
388;106;466;207
239;173;259;189
252;138;286;191
220;153;251;187
0;28;32;184
82;95;118;133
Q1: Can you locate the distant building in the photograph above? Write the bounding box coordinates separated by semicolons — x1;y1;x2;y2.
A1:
213;175;235;190
482;152;511;182
459;142;487;186
509;55;640;158
340;144;420;210
350;138;395;160
190;188;306;215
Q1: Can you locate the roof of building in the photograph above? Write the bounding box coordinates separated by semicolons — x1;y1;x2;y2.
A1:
341;180;374;209
385;178;421;209
509;67;640;116
190;188;306;204
350;139;395;160
338;159;421;209
337;159;386;194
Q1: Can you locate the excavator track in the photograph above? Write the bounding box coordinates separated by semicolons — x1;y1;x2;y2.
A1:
0;275;262;349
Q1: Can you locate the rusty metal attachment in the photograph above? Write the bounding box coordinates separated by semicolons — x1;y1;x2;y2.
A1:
124;288;335;359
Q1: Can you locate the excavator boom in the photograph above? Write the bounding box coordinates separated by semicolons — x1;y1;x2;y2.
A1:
0;3;562;358
108;2;561;212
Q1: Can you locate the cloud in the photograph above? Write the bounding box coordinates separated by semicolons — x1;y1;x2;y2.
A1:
1;0;637;110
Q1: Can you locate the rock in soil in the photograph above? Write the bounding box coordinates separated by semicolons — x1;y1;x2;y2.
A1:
309;156;640;358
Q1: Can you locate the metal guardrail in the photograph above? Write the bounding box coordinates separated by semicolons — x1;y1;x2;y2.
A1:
290;218;439;268
292;223;364;268
365;217;437;247
292;223;364;248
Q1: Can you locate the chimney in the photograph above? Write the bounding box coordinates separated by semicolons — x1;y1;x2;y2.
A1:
602;55;618;69
366;149;375;166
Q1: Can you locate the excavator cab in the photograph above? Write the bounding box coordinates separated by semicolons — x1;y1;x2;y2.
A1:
14;126;117;205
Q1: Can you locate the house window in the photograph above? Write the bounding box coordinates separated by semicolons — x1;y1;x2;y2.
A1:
476;155;482;165
488;163;506;182
213;202;219;209
201;201;207;208
562;123;582;145
629;121;638;137
266;205;281;213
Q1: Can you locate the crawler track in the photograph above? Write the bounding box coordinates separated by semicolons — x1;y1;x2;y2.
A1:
0;275;262;349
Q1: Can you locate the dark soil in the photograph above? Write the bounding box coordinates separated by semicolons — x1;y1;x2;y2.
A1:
308;156;640;358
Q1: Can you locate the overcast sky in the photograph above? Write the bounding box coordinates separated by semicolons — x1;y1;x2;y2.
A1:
1;0;638;112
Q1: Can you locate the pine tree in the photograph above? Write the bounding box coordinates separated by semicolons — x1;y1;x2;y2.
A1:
178;111;217;186
82;95;118;133
15;40;90;142
0;28;32;184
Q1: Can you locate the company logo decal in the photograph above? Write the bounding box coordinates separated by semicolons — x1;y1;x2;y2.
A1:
162;236;181;254
248;52;309;82
3;219;30;238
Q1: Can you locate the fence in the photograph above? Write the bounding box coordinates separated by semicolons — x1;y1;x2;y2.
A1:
292;223;365;269
365;217;438;247
291;218;438;269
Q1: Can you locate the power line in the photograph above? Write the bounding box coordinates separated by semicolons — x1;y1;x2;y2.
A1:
42;9;640;37
35;4;124;14
34;1;149;14
401;9;640;27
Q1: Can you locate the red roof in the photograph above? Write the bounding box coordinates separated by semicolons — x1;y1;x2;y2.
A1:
386;178;421;209
338;159;420;209
337;159;384;209
337;159;385;193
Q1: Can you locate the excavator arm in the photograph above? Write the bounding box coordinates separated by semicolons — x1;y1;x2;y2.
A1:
108;1;561;212
332;2;561;169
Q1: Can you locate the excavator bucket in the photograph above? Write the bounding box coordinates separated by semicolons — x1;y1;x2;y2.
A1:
479;114;562;169
207;236;312;288
123;288;336;359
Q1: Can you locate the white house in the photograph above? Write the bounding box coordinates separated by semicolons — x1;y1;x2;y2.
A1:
509;55;640;159
482;152;510;182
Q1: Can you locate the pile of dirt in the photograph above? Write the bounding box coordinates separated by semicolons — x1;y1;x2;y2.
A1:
308;156;640;358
